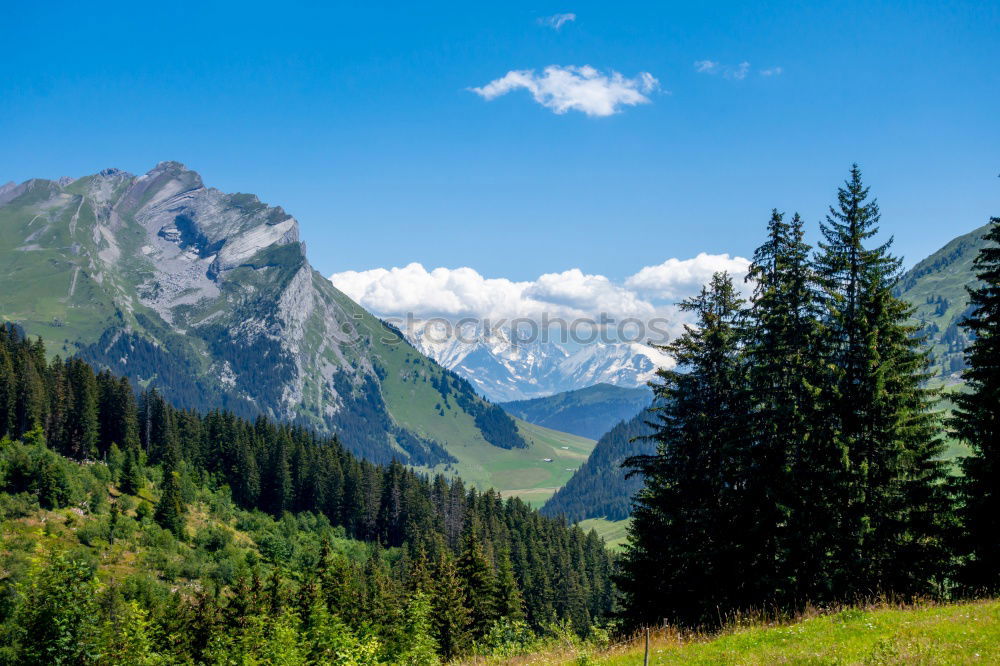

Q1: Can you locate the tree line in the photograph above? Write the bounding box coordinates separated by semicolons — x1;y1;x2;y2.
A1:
619;166;999;629
0;322;614;661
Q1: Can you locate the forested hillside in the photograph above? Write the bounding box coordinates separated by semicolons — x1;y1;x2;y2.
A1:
502;384;651;440
0;323;613;663
541;413;653;523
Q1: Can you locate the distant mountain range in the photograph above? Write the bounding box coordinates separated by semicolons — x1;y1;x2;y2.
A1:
502;383;652;440
0;163;527;467
402;319;672;402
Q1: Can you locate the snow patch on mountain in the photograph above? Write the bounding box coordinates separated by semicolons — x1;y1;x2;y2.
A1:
402;320;672;402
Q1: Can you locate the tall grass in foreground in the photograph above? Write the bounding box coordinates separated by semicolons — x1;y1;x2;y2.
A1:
458;599;1000;665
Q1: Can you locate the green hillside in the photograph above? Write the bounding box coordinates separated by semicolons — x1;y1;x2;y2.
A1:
414;418;596;507
0;324;616;664
502;383;651;440
576;518;630;550
897;221;991;385
541;411;653;522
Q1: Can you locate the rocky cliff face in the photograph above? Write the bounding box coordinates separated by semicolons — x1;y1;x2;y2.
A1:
0;162;524;464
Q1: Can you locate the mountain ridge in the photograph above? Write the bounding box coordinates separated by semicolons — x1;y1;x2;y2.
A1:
502;383;653;440
402;318;672;402
896;220;991;384
0;162;527;467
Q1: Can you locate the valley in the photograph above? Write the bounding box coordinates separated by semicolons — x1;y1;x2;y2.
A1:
4;4;998;663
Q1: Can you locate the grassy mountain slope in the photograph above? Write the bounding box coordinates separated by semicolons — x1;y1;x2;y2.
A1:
897;221;991;385
0;164;528;474
414;418;596;508
502;383;652;440
576;518;630;550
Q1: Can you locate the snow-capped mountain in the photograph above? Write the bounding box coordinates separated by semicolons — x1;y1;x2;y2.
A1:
402;320;673;401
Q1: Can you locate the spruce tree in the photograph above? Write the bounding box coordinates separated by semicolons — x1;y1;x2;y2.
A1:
231;432;261;507
264;432;292;515
493;546;525;621
949;216;1000;593
457;522;497;637
745;210;835;606
619;272;751;629
14;347;46;437
0;345;14;438
814;165;949;599
431;550;469;660
120;446;144;496
65;359;99;459
155;453;186;538
407;542;435;595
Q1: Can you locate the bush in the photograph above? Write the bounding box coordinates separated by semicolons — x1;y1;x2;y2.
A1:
77;520;107;547
194;525;232;553
0;442;82;509
135;501;153;522
478;618;539;658
0;492;39;520
257;532;293;564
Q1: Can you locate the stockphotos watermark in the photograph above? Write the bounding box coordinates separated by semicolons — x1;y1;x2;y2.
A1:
331;312;675;347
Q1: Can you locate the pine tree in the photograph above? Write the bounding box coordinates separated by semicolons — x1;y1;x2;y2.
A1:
457;521;498;637
949;216;1000;593
431;550;470;660
814;165;949;599
493;546;525;621
120;446;144;496
619;272;751;629
155;455;186;538
745;210;834;606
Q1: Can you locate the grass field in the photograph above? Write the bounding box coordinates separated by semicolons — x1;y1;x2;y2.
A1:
577;517;631;549
407;417;596;506
460;419;596;507
486;600;1000;664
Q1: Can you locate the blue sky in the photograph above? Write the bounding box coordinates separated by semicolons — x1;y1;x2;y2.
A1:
2;1;997;287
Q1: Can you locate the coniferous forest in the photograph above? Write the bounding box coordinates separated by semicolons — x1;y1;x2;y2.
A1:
0;167;998;663
0;324;612;663
619;167;999;630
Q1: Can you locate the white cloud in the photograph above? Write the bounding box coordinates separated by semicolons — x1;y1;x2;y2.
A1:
728;61;751;80
624;253;751;299
695;60;766;80
539;12;576;29
329;253;750;331
469;65;659;117
694;59;719;73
